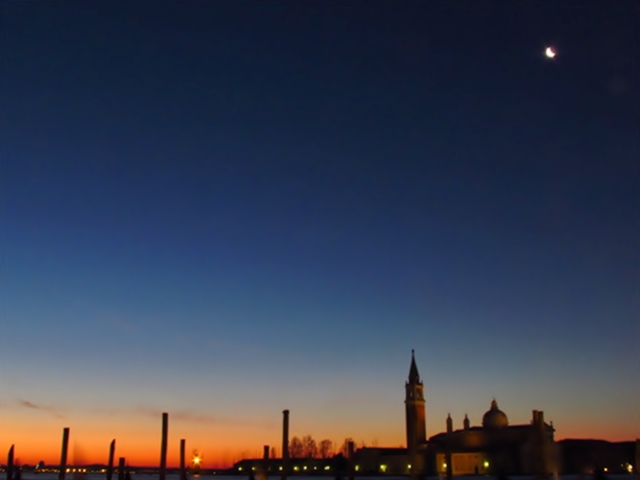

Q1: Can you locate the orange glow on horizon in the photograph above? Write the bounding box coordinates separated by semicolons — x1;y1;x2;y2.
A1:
1;407;636;468
2;426;636;469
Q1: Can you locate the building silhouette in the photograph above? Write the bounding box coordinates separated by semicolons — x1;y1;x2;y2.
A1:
234;350;637;476
354;351;558;476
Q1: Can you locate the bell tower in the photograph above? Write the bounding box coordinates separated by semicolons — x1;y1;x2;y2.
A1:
405;350;426;454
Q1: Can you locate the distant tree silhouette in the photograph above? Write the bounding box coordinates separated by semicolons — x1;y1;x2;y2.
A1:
339;438;354;457
289;436;304;458
302;435;318;458
319;439;334;459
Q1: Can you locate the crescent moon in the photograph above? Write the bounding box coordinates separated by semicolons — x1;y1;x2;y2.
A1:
545;47;556;58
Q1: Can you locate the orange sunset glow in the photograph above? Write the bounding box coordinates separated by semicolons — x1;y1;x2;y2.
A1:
1;404;636;468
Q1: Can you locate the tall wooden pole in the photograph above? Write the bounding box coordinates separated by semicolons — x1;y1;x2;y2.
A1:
106;440;116;480
58;427;70;480
262;445;269;479
180;439;186;480
445;421;452;480
634;438;639;480
159;412;168;480
117;458;125;480
6;445;14;480
281;410;289;480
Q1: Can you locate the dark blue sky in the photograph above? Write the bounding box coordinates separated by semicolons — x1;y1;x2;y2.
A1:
1;0;638;457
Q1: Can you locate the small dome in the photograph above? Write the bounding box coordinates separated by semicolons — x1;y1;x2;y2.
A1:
482;399;508;429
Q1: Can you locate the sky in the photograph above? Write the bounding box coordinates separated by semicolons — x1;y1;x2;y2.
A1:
1;0;639;468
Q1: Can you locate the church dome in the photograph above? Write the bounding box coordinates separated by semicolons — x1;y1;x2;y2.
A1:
482;399;509;429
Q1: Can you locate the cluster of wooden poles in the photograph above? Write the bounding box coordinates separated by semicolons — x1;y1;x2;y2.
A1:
4;409;310;480
4;413;191;480
4;408;381;480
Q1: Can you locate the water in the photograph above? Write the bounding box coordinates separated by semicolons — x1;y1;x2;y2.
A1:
12;474;635;480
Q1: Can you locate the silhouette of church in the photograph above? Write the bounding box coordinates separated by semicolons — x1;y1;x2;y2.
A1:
233;350;636;476
354;350;558;476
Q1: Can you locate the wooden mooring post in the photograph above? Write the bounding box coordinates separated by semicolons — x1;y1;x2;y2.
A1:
58;428;70;480
6;445;14;480
159;412;168;480
281;410;289;480
106;440;116;480
180;439;186;480
262;445;269;478
117;458;125;480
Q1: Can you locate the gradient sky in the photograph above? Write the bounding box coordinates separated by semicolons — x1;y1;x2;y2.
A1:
1;0;639;468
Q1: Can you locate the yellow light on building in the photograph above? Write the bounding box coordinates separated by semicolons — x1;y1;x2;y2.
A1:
627;464;633;473
484;461;489;468
380;464;387;473
355;465;359;471
303;466;307;471
324;466;330;471
278;467;283;471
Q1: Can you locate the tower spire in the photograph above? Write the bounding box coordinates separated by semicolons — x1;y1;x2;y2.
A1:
408;349;420;384
405;349;426;476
